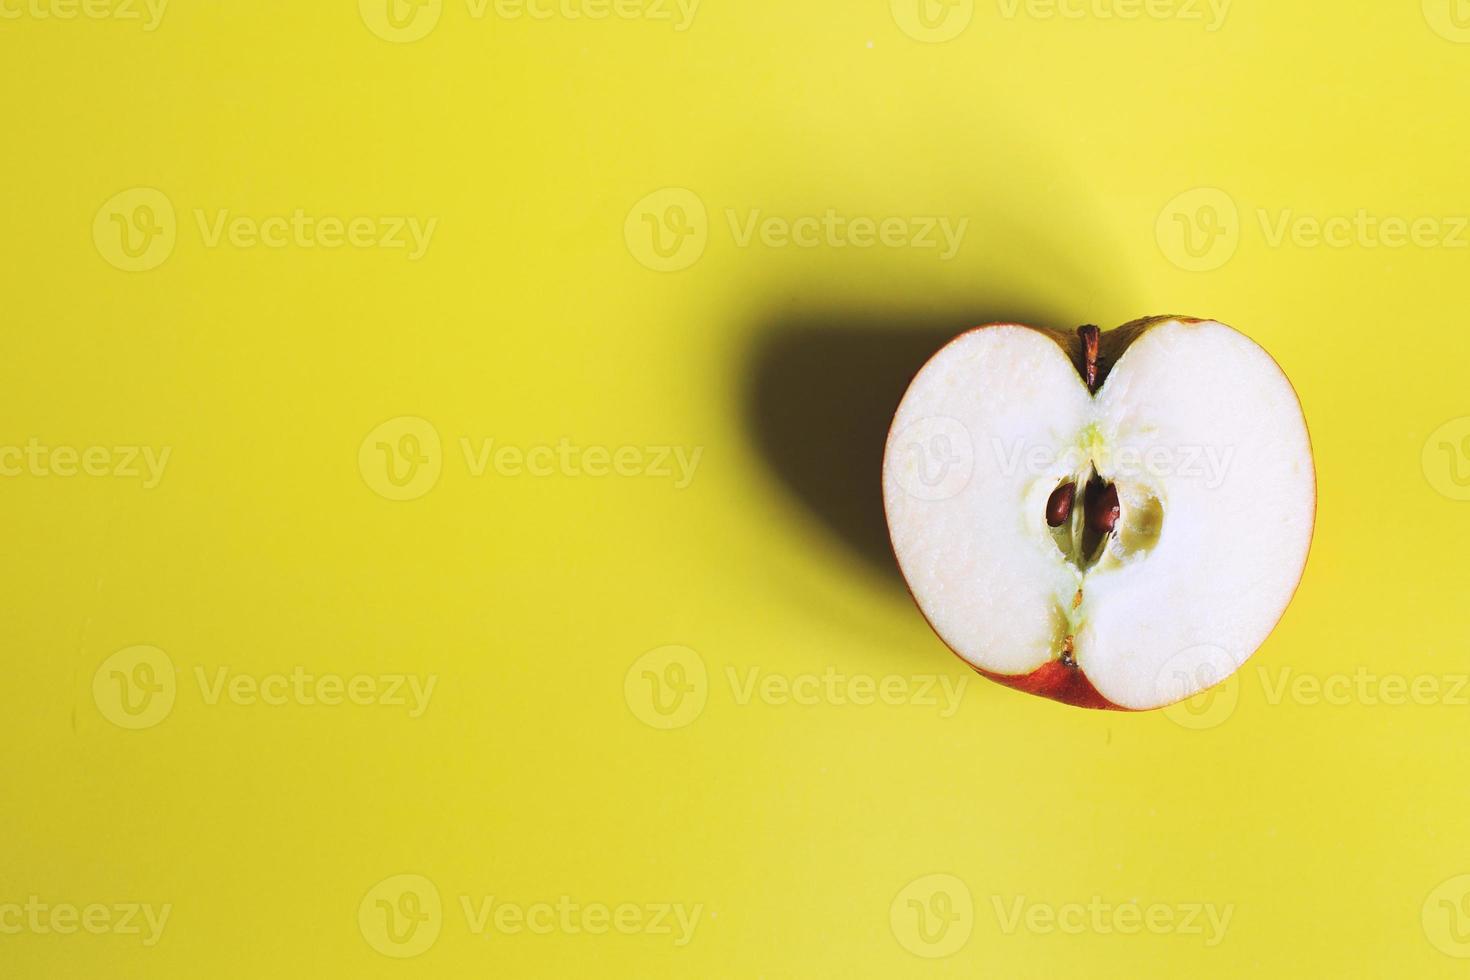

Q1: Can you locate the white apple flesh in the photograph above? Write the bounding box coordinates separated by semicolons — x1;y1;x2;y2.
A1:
882;317;1315;710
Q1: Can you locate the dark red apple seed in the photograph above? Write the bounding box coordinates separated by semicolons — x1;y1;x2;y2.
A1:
1046;482;1076;527
1087;483;1120;534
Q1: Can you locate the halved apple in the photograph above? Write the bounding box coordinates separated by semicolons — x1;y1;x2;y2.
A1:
882;316;1314;711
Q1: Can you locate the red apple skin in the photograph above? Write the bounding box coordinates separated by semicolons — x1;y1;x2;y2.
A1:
884;316;1318;713
975;662;1127;711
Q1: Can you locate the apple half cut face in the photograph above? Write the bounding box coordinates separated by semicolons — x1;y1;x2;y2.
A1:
882;316;1314;711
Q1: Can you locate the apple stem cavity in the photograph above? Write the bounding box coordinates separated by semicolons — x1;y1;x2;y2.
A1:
1078;324;1101;393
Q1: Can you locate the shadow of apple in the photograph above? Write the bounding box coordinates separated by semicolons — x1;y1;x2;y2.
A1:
741;304;1073;587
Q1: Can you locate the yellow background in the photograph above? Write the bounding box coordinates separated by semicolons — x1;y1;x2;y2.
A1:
4;0;1470;976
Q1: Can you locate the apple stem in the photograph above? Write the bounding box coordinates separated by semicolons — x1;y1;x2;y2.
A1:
1078;324;1101;393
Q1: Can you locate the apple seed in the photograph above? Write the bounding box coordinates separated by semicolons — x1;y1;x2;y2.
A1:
1087;481;1120;535
1046;481;1076;527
